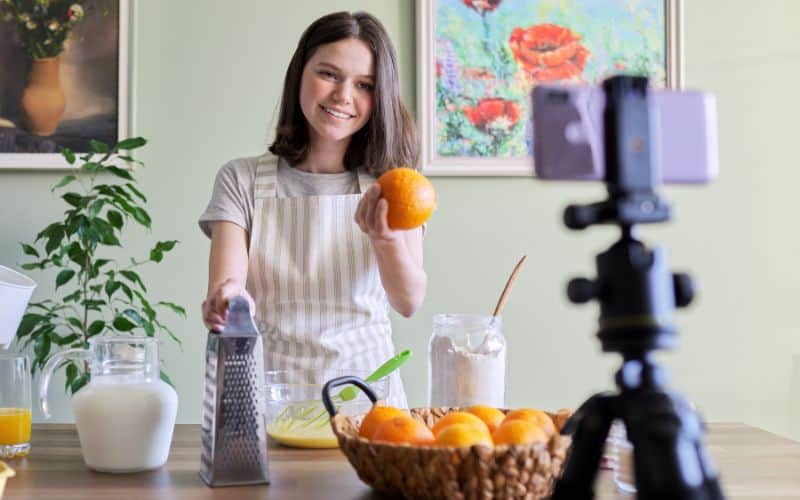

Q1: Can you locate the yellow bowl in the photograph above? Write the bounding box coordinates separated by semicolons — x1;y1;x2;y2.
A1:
265;369;389;449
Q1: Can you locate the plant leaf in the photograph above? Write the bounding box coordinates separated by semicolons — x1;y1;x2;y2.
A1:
112;316;136;331
88;199;105;219
62;192;84;208
70;373;90;394
105;280;121;298
120;270;146;292
55;269;76;289
65;363;78;392
124;183;147;202
116;137;147;150
130;206;151;228
36;222;64;243
160;370;174;387
16;313;45;338
119;283;134;301
66;317;83;330
88;320;106;336
21;243;40;257
63;289;82;303
107;210;124;229
158;301;187;318
45;230;65;255
157;323;183;347
89;139;109;154
34;331;52;362
105;166;134;181
52;174;76;191
61;148;76;164
142;321;155;337
123;308;144;325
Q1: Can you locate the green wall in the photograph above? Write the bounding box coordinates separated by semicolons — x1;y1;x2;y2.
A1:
2;0;800;440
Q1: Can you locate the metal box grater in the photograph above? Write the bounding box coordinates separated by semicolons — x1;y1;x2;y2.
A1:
200;296;270;487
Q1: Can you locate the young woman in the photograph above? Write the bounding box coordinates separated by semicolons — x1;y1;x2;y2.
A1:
198;12;425;407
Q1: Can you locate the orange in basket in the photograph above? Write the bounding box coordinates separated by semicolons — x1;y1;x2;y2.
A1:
493;419;549;446
358;405;407;440
372;416;435;446
431;411;488;437
436;422;493;447
502;408;556;437
466;405;506;433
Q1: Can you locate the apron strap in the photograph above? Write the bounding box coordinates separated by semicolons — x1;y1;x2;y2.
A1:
255;154;279;199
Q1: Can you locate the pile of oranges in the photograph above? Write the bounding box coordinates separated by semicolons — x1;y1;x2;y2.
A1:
358;405;560;448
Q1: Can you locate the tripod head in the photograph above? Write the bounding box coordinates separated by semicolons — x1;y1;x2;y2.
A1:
563;76;695;363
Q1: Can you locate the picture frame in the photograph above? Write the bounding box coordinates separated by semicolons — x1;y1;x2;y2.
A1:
416;0;684;176
0;0;131;170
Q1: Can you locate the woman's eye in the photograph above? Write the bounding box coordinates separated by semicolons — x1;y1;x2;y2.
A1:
319;70;337;80
357;82;374;91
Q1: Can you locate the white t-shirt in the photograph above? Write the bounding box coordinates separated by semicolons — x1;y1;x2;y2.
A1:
198;155;362;237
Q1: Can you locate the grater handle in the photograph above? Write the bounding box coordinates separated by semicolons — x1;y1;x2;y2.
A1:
322;376;378;417
221;296;258;337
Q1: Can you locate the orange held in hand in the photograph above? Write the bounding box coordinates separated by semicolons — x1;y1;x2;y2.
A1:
502;408;556;437
376;167;437;230
359;405;408;440
466;406;506;434
436;422;493;448
372;415;435;446
493;419;549;446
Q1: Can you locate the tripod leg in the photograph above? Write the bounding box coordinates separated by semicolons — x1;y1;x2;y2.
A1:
623;391;725;500
551;393;616;500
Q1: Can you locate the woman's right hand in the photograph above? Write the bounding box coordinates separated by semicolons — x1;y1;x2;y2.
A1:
202;279;255;332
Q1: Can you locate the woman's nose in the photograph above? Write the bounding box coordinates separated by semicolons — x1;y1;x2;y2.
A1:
332;83;353;103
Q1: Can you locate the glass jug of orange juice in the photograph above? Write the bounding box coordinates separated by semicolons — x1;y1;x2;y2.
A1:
0;354;32;459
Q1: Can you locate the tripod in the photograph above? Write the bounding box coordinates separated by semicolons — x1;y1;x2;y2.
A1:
549;76;725;499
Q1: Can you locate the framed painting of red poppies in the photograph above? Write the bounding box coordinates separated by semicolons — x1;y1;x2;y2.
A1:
0;0;130;169
417;0;684;176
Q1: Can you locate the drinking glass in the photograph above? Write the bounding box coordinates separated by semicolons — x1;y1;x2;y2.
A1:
0;354;32;458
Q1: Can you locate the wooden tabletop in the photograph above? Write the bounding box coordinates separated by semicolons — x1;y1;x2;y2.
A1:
3;423;800;499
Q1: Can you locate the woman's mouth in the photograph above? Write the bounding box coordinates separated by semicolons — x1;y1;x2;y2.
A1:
321;106;354;120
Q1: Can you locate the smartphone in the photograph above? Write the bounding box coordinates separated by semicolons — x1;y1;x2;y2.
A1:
532;84;719;183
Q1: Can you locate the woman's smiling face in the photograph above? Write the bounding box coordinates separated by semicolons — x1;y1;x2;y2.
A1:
299;37;376;148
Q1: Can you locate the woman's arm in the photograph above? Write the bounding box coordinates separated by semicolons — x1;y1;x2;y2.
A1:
202;221;253;331
355;184;427;318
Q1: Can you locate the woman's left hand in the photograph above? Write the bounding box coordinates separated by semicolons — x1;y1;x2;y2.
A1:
355;184;401;244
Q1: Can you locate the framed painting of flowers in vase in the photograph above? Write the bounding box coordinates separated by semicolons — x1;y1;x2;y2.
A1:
416;0;683;176
0;0;130;169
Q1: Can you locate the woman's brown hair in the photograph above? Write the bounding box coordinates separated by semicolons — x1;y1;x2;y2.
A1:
268;11;419;176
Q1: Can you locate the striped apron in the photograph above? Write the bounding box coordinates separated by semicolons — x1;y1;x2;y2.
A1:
247;154;407;408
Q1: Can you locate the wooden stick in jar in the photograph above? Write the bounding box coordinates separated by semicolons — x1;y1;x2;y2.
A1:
492;255;527;318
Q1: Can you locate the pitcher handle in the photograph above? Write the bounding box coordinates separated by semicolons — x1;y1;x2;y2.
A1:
39;348;92;418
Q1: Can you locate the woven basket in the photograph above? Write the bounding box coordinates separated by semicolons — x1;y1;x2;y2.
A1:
330;406;572;500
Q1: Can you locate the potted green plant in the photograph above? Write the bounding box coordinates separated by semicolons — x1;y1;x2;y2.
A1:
0;0;90;134
15;137;184;393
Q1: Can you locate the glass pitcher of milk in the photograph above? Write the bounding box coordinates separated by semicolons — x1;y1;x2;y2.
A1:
39;336;178;473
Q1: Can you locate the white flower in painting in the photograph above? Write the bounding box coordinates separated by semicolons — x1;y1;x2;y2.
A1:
67;4;84;21
36;0;50;7
47;19;60;31
43;38;52;45
26;20;37;30
19;12;30;22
